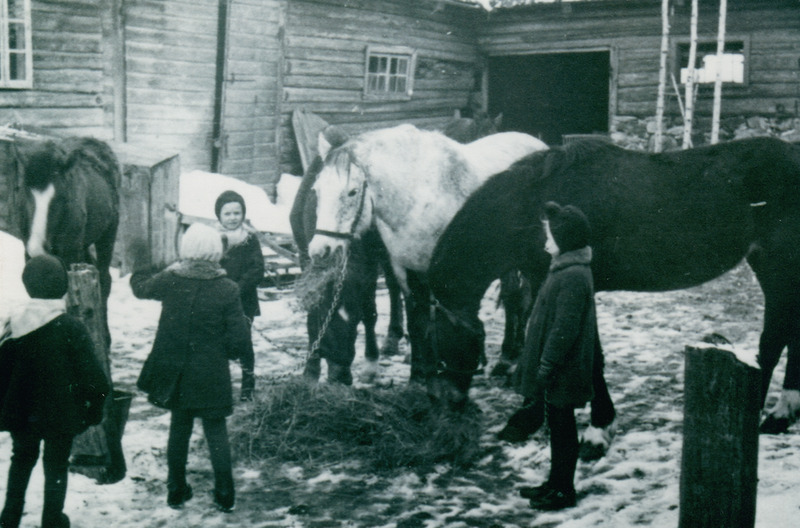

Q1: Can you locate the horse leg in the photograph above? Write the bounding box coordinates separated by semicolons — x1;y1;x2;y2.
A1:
580;338;617;461
404;271;430;385
493;271;532;377
93;226;117;348
380;255;404;357
358;265;380;384
747;243;800;433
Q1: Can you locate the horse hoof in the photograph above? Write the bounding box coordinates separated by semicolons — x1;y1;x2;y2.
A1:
497;424;531;443
579;424;614;461
326;363;353;386
759;415;790;434
380;336;401;357
490;360;513;377
579;442;607;462
358;360;379;384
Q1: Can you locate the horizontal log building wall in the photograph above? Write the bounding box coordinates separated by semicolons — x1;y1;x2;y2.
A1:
479;0;800;123
278;0;482;176
0;0;109;138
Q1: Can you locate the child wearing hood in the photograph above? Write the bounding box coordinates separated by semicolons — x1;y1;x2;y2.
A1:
130;223;252;513
0;255;110;528
509;201;597;511
214;190;264;400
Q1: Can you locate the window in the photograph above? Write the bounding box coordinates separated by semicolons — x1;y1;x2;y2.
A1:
673;38;748;86
364;46;415;98
1;0;32;88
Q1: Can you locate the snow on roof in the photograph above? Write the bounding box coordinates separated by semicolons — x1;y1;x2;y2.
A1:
179;170;300;235
455;0;604;10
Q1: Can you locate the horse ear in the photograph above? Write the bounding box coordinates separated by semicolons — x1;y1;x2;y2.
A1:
493;113;503;129
317;125;349;158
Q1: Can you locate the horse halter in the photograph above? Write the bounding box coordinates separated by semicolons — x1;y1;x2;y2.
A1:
427;293;487;377
314;179;369;241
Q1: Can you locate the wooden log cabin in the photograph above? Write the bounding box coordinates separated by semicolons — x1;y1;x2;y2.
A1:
0;0;798;201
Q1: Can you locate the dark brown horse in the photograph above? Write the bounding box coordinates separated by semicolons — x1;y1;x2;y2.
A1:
6;136;120;342
424;137;800;443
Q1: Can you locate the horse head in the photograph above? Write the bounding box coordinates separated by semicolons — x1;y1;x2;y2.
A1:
308;144;374;262
424;297;486;410
12;139;69;259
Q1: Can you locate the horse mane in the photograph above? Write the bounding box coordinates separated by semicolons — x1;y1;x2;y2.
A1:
22;140;68;190
512;138;617;184
59;137;121;199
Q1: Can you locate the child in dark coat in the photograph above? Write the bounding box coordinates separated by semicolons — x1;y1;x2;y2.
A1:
0;255;110;528
214;190;263;400
130;223;252;513
512;202;597;511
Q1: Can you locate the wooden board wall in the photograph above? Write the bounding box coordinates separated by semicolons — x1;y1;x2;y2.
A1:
278;0;482;176
0;0;109;138
217;0;283;190
123;0;219;172
479;0;800;120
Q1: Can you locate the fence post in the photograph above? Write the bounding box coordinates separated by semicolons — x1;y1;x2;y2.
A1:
679;344;760;528
67;264;129;484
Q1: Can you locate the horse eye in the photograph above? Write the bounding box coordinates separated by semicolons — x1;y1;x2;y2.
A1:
347;188;358;197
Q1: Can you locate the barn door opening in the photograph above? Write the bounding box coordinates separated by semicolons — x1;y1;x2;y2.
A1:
488;51;610;145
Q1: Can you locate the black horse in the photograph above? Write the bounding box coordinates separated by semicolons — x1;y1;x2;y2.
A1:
424;137;800;439
290;126;402;384
7;136;120;344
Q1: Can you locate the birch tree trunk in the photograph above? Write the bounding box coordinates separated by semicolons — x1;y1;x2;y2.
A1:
711;0;728;144
682;0;698;149
654;0;671;153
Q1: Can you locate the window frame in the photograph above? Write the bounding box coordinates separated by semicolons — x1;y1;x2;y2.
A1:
0;0;33;89
670;35;750;88
363;45;416;100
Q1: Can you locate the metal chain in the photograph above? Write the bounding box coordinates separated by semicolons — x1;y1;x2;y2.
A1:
308;246;350;359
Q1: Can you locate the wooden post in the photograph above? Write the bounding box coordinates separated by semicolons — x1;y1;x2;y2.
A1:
67;264;129;484
679;345;760;528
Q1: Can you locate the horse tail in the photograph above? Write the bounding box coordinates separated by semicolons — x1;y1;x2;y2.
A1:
60;137;121;204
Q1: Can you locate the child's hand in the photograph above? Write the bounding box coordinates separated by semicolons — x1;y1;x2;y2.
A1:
126;237;152;272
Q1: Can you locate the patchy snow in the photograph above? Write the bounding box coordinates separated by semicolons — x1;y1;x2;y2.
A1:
1;221;799;526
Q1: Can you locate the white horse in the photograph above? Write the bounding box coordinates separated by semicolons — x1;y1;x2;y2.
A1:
308;123;548;387
309;124;547;292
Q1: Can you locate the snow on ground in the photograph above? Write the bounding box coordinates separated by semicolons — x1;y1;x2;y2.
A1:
179;170;301;235
1;228;800;527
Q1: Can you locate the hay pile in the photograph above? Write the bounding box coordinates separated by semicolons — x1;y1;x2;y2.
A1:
230;378;483;472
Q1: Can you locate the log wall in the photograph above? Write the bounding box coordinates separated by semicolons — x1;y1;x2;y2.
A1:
0;0;109;138
217;0;283;189
479;0;800;121
122;0;219;172
278;0;482;175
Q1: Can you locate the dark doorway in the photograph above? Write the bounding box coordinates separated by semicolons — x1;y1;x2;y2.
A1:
488;52;610;145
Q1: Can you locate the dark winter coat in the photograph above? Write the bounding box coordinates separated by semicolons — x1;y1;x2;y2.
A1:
515;247;596;408
220;232;264;320
0;314;110;439
131;261;251;415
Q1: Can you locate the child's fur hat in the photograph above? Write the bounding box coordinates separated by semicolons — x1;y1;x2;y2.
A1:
542;201;591;253
22;254;69;299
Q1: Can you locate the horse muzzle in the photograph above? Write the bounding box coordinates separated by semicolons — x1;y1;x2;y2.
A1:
308;233;348;261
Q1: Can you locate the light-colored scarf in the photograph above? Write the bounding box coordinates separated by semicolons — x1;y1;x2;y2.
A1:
0;297;66;345
217;221;255;250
